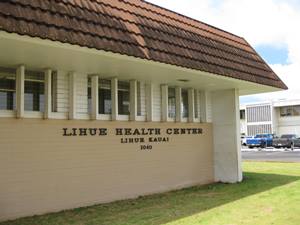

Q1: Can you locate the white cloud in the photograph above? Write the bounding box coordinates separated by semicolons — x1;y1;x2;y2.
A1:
147;0;300;102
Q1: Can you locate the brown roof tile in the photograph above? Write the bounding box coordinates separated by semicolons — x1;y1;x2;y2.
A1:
0;0;287;89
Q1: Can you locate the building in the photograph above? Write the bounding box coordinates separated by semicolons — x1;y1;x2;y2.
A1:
240;99;300;136
0;0;287;221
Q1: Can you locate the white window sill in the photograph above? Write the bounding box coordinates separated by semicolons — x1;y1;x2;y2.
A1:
167;118;175;122
49;112;68;120
136;116;146;121
0;110;16;118
117;115;129;121
24;111;44;118
181;118;188;123
99;114;111;121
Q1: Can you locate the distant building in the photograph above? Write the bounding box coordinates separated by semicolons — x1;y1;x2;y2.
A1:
240;99;300;136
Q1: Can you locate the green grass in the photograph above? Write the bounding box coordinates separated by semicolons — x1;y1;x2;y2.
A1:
1;162;300;225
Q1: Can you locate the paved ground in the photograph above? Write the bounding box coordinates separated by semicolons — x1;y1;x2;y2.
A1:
242;149;300;162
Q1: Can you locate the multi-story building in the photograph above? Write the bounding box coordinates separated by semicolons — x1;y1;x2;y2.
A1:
240;99;300;136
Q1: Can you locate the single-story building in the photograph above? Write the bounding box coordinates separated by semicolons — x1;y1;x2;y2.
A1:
0;0;287;221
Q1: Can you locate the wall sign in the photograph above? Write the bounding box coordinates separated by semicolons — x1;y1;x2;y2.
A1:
62;127;203;150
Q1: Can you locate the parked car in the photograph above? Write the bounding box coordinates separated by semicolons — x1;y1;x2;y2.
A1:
292;137;300;149
241;135;253;146
272;134;298;148
246;134;274;148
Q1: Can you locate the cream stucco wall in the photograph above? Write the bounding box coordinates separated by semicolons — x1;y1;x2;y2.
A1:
0;118;214;221
212;89;242;183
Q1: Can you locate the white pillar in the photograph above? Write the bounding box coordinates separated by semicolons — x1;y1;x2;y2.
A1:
146;83;153;122
130;80;137;121
91;75;99;120
16;65;25;118
44;69;52;119
68;72;76;120
111;78;118;121
188;88;194;123
175;86;181;122
211;89;242;183
161;84;168;122
199;91;209;123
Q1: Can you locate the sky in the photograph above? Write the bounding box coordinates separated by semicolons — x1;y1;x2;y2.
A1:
147;0;300;104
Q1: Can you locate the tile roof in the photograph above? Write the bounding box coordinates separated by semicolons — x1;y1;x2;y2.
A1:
0;0;287;89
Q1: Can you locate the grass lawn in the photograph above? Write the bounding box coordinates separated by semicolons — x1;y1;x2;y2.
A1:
1;162;300;225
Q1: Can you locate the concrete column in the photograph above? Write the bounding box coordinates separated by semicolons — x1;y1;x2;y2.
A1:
91;75;99;120
16;65;25;118
146;83;153;122
199;91;210;123
111;78;118;121
44;69;52;119
130;80;137;121
68;72;76;120
188;88;194;122
161;84;168;122
175;86;181;122
211;89;242;183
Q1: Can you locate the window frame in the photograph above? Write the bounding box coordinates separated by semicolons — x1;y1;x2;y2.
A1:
181;88;189;119
98;78;112;116
167;87;176;121
117;80;130;116
0;67;16;113
24;70;45;113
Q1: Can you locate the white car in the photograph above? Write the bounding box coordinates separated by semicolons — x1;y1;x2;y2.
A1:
241;136;253;146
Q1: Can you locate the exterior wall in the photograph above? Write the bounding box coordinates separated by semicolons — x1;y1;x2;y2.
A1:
276;105;300;135
0;118;214;221
240;119;246;134
211;89;242;183
205;92;212;123
152;83;161;121
76;73;89;116
56;71;69;114
278;116;300;135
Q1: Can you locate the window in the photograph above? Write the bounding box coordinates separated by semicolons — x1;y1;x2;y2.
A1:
168;87;176;118
181;89;188;118
280;106;300;117
247;124;272;136
118;81;130;115
24;71;44;112
246;105;271;122
194;89;198;119
0;67;16;110
99;79;112;114
240;109;245;120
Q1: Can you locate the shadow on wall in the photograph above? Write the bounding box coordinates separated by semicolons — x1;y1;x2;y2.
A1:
1;171;299;225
